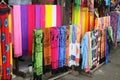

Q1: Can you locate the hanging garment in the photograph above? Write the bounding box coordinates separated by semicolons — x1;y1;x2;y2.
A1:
28;5;35;56
0;5;11;80
12;5;22;57
100;29;106;63
40;5;45;28
52;5;56;27
59;26;66;68
45;5;52;28
8;12;13;75
87;0;94;12
117;14;120;42
105;0;110;6
35;5;40;29
110;11;119;46
69;25;76;67
50;27;59;73
43;28;51;73
21;5;28;56
32;29;43;76
56;5;61;27
90;12;95;30
81;32;89;71
76;25;81;66
66;26;70;67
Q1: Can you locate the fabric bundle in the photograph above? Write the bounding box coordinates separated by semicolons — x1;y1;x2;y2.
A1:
43;28;51;73
50;27;59;73
32;29;43;77
0;5;11;80
59;26;66;68
12;5;22;57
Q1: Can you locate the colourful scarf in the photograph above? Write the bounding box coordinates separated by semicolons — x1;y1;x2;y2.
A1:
21;5;28;55
40;5;45;28
35;5;40;29
66;26;70;67
28;5;35;56
50;27;59;72
0;5;11;80
32;29;43;76
59;26;66;68
13;5;22;57
43;28;51;73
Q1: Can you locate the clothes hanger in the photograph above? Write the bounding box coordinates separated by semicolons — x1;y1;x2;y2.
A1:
0;0;11;9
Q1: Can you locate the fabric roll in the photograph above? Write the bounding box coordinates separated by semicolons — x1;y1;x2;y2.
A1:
0;5;11;80
50;27;59;70
21;5;28;55
35;5;40;29
52;5;56;27
43;28;51;73
66;26;70;66
56;5;61;27
13;5;22;57
45;5;52;28
40;5;45;28
8;12;13;75
32;29;43;76
28;5;35;56
59;26;66;68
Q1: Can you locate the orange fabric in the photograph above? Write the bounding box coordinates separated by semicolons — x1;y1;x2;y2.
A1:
66;26;70;66
43;28;51;66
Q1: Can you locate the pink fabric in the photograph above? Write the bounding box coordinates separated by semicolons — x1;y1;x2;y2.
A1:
40;5;45;28
56;5;61;27
13;5;22;57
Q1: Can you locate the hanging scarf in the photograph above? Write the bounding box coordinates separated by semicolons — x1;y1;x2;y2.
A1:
32;29;43;76
8;12;12;75
66;26;70;67
50;27;59;73
35;5;40;29
21;5;28;56
28;5;35;56
0;5;11;80
40;5;45;28
59;26;66;68
13;5;22;57
43;28;51;73
56;5;61;27
76;25;81;66
117;14;120;42
45;5;52;28
52;5;56;27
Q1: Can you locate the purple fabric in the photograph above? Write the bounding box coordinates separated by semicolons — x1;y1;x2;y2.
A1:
21;5;28;55
35;5;40;29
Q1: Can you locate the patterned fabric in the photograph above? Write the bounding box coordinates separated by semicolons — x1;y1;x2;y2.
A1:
110;11;119;46
59;26;66;68
50;27;59;70
66;26;70;66
32;29;43;76
0;5;11;80
117;14;120;42
43;28;51;73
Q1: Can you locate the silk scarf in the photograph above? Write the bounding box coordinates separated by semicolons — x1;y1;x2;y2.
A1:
0;5;11;80
21;5;28;56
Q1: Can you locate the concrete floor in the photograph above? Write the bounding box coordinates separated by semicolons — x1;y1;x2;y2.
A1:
12;44;120;80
